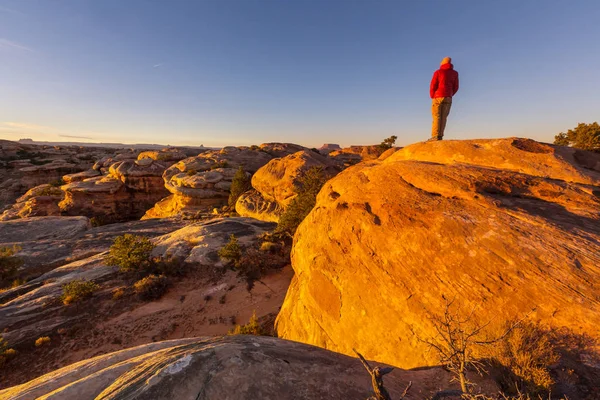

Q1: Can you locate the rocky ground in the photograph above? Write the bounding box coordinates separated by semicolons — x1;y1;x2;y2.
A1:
1;137;599;399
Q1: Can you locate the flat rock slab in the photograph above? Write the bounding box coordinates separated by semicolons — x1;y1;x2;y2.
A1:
0;216;89;243
0;335;493;400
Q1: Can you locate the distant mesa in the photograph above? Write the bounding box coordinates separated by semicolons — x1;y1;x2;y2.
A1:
317;143;342;154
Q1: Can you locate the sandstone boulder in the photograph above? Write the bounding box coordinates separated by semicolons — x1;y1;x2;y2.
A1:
235;150;340;222
276;138;600;369
60;158;170;222
143;144;307;219
0;335;494;400
329;144;382;166
0;184;64;220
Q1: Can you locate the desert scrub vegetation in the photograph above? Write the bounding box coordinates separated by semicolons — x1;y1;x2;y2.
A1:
276;166;329;235
218;234;242;265
554;121;600;152
106;234;185;277
0;245;23;288
61;279;100;305
0;336;17;368
35;336;51;347
133;274;169;300
412;298;600;399
377;135;397;155
228;166;251;207
218;233;290;290
106;234;155;272
228;311;267;336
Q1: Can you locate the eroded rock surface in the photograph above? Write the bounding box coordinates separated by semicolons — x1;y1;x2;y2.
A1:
144;144;307;219
276;138;600;369
235;150;340;222
0;217;273;347
0;335;493;400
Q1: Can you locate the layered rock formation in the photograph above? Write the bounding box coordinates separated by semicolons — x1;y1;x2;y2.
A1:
59;150;186;222
329;144;382;166
0;335;495;399
0;184;64;220
0;140;115;209
235;150;341;222
144;144;307;219
276;138;600;369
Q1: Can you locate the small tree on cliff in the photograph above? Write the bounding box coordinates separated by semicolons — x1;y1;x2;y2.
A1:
229;166;252;207
377;135;397;155
276;166;329;236
554;122;600;152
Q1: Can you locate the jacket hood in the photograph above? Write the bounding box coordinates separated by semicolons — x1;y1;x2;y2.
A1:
440;63;454;70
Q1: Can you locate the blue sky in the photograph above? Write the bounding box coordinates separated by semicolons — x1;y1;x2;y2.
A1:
1;0;599;147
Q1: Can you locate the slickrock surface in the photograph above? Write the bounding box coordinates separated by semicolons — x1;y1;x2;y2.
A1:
0;217;273;347
144;144;307;219
0;335;496;400
236;150;340;222
0;217;293;390
276;138;600;369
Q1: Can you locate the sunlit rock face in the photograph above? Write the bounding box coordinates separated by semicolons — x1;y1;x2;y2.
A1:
276;138;600;369
235;150;341;222
329;144;382;166
0;335;498;400
0;184;64;220
143;144;307;219
59;151;185;222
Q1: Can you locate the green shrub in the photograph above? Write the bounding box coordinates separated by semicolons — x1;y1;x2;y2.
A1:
228;311;266;335
0;246;23;286
377;135;397;154
133;274;169;300
554;122;600;152
35;336;51;347
105;234;155;272
0;336;16;367
276;166;328;235
218;234;242;265
61;280;99;305
228;166;251;207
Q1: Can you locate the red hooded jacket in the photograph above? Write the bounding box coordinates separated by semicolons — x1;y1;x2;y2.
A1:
430;63;459;99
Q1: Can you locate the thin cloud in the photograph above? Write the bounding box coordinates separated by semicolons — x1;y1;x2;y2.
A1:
0;38;33;52
153;63;163;68
0;5;25;16
59;134;94;140
3;122;50;130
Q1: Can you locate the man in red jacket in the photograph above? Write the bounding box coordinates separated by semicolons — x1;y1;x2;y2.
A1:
430;57;459;140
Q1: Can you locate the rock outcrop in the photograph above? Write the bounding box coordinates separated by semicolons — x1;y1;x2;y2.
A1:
0;140;116;210
329;144;382;166
276;138;600;369
59;150;186;222
0;217;273;347
235;150;340;222
0;184;64;220
144;144;307;219
0;335;496;400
